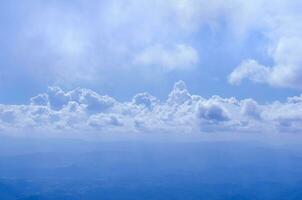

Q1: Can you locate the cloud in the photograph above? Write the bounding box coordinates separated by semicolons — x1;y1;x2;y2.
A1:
228;59;271;85
1;0;302;91
197;103;229;123
132;92;159;108
134;44;199;70
167;80;192;105
32;87;117;113
229;37;302;88
228;1;302;89
0;1;269;81
1;81;302;134
30;93;49;107
8;0;209;83
240;99;262;120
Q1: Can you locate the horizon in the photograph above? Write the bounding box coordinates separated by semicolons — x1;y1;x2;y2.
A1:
1;0;302;199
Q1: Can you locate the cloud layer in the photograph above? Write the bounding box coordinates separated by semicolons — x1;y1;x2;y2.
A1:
9;0;206;82
2;0;302;94
1;81;302;134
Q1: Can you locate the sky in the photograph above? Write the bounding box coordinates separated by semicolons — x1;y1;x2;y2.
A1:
0;0;302;135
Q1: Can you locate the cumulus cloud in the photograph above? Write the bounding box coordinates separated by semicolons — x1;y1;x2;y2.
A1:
1;81;302;134
132;92;159;109
167;80;192;105
228;59;271;85
197;103;229;123
240;99;262;120
228;1;302;89
30;94;49;107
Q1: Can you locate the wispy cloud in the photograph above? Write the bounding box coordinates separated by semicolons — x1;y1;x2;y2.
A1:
6;0;302;87
134;44;199;71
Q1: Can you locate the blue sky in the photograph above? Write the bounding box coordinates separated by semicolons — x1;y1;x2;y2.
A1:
2;2;302;199
0;0;302;135
0;0;301;104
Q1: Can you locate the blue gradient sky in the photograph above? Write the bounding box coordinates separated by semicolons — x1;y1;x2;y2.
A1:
0;0;301;105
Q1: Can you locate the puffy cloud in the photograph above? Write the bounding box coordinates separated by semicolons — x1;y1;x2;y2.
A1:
31;87;117;113
197;103;229;123
1;81;302;134
167;80;191;105
229;38;302;88
228;1;302;89
287;94;302;104
69;88;116;113
228;60;271;85
240;99;262;120
30;93;49;107
47;87;71;110
132;92;159;108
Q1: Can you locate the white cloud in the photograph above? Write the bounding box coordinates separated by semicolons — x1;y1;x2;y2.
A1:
229;36;302;88
1;81;302;134
13;0;275;83
132;92;159;109
228;59;271;85
30;93;49;107
2;0;302;88
167;80;192;105
228;1;302;89
134;44;199;70
16;0;208;82
240;99;262;120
